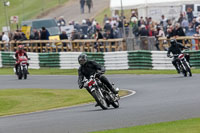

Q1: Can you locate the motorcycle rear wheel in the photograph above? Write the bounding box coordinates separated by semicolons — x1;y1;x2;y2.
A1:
91;90;108;110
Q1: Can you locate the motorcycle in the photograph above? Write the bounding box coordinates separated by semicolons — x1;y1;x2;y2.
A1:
83;74;120;110
170;53;192;77
14;56;30;80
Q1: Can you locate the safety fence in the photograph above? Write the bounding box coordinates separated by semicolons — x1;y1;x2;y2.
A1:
0;39;126;52
1;36;200;52
185;50;200;69
1;51;200;70
158;36;200;50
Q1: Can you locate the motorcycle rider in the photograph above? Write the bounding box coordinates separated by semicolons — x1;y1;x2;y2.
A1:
78;54;119;106
167;38;189;73
15;45;29;74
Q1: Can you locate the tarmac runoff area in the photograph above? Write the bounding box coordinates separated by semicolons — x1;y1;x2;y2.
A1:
0;74;199;133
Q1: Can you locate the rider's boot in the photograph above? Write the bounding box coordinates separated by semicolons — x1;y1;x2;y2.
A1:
95;103;99;107
174;66;180;74
15;65;18;75
177;69;180;74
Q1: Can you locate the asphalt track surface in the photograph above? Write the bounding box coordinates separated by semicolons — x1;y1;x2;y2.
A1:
0;74;200;133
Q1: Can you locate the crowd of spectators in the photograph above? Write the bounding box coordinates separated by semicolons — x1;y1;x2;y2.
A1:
1;9;200;51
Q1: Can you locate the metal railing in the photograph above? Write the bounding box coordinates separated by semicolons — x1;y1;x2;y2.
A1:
158;36;200;50
0;39;126;52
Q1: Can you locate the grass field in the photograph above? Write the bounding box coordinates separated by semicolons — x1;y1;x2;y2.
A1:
91;118;200;133
0;68;200;75
0;88;128;116
0;0;68;31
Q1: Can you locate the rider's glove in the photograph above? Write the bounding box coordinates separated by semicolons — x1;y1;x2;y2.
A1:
96;70;104;78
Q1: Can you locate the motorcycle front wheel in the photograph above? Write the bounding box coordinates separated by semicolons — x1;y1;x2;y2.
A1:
17;66;23;80
23;67;27;79
183;61;192;77
91;89;108;110
111;97;119;108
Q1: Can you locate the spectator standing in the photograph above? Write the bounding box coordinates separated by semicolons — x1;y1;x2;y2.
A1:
166;25;176;38
80;0;85;14
86;0;93;13
60;31;68;51
74;22;81;32
187;7;194;23
80;19;89;39
40;27;50;49
12;31;23;42
30;29;40;40
104;20;112;32
124;20;130;37
174;23;185;43
71;30;81;40
110;18;118;28
160;15;168;33
2;32;10;51
30;29;40;49
95;29;103;51
155;26;165;50
178;13;184;24
138;17;145;27
191;18;200;30
103;14;109;24
60;31;68;40
96;22;101;31
174;23;185;37
130;17;139;37
112;24;120;38
181;17;189;33
40;27;50;40
57;16;66;27
138;25;149;36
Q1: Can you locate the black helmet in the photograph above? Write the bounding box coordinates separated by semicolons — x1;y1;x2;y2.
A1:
78;54;87;65
170;39;176;46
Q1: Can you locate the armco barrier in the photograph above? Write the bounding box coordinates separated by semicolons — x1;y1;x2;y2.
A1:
185;50;200;69
104;51;128;70
0;51;200;70
128;51;153;69
85;52;105;66
59;52;81;69
27;53;40;69
39;53;60;68
151;51;174;70
1;52;15;67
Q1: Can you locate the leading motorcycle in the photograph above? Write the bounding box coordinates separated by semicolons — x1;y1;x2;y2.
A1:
83;74;120;110
170;53;192;77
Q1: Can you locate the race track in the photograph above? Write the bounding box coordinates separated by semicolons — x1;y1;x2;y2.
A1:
0;74;200;133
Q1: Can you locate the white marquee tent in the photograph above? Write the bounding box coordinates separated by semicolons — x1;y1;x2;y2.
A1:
110;0;200;11
110;0;200;21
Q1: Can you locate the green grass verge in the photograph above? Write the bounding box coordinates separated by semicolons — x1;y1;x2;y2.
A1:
0;0;68;31
1;68;200;75
0;89;128;116
91;118;200;133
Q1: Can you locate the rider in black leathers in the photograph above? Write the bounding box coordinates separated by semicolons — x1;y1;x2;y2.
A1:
167;39;189;73
78;54;118;95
